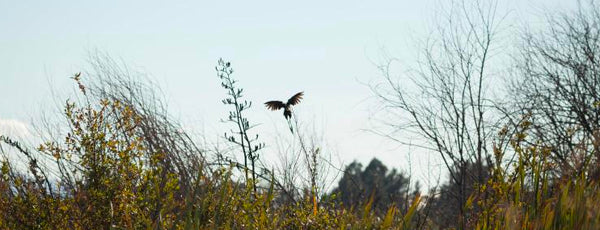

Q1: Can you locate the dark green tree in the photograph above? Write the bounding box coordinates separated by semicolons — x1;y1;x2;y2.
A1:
428;161;491;229
330;158;419;214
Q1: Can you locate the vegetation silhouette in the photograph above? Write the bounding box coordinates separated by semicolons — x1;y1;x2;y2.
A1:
2;1;600;229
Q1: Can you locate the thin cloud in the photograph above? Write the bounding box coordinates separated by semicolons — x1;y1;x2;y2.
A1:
0;118;32;139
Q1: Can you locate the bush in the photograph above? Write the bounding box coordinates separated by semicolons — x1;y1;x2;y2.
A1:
0;61;423;229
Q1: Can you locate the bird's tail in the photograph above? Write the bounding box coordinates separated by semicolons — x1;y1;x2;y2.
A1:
287;119;294;134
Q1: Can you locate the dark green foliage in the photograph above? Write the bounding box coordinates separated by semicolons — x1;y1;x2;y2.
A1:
331;158;419;215
428;162;490;228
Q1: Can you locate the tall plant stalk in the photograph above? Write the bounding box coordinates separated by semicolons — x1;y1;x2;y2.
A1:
216;59;263;193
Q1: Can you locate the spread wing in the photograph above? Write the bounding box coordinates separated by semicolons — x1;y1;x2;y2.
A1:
286;92;304;106
265;101;286;110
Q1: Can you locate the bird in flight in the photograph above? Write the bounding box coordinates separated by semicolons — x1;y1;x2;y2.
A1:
265;92;304;120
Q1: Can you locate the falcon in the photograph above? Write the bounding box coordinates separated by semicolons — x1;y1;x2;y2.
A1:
265;92;304;120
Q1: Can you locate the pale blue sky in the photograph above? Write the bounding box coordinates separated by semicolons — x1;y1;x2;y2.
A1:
0;0;578;188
